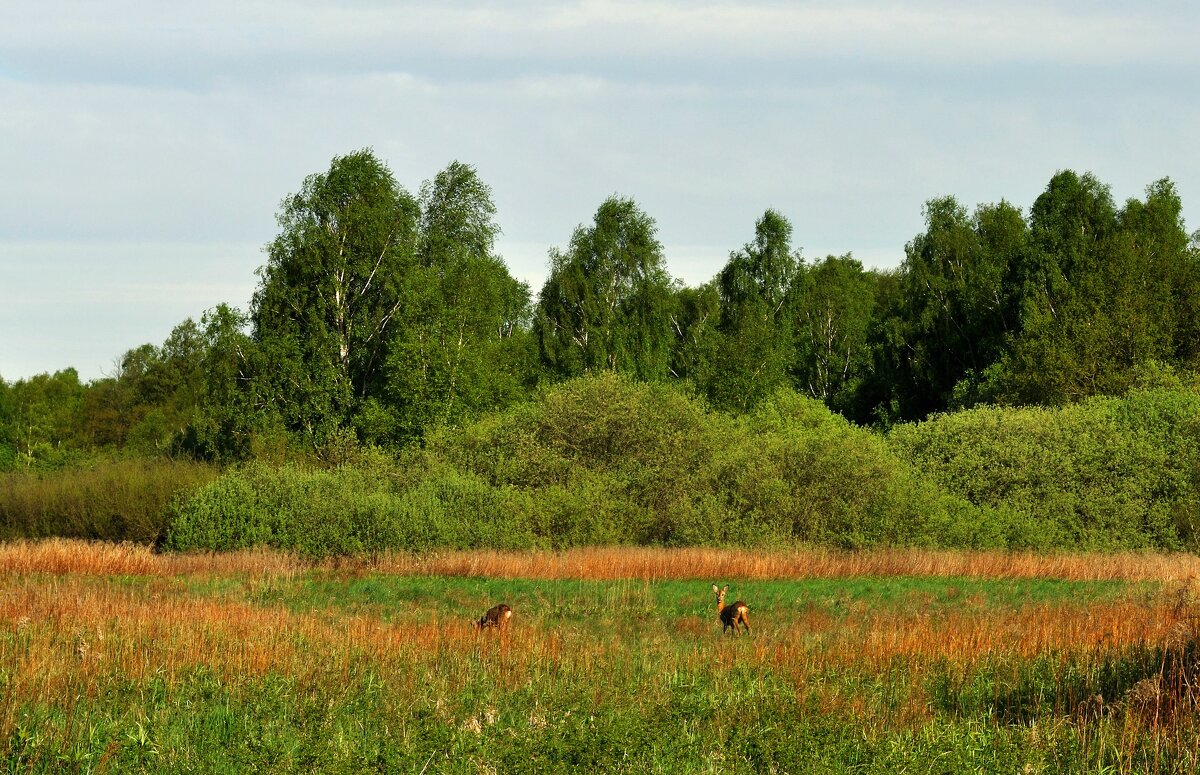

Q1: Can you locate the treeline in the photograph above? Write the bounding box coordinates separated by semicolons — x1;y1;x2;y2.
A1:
3;151;1200;552
8;375;1195;552
2;150;1197;469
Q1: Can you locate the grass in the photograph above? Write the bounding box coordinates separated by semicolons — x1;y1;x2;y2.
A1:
7;538;1200;580
3;541;1200;772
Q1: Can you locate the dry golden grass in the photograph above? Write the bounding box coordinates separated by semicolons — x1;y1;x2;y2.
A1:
5;539;1200;765
4;539;1199;582
388;546;1200;582
0;572;1185;698
0;538;303;578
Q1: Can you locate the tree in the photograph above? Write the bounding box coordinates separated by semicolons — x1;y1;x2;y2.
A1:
88;321;213;454
1000;173;1191;404
252;149;420;445
706;209;799;412
718;208;796;317
380;161;533;443
866;196;1026;419
789;254;878;412
668;282;721;390
0;376;14;469
4;369;86;466
535;196;676;381
184;304;268;462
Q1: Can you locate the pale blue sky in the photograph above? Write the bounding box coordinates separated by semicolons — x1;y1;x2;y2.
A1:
2;1;1197;380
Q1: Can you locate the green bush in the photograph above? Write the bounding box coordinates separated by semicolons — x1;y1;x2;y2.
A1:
168;463;393;556
164;378;1200;556
714;390;979;548
0;456;217;543
888;391;1200;550
166;376;979;555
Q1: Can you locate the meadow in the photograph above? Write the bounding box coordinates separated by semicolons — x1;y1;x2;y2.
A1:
3;541;1200;773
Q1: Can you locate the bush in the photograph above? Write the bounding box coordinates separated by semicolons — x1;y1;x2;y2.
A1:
714;390;978;548
166;377;973;556
0;457;218;543
887;391;1200;550
166;377;1200;556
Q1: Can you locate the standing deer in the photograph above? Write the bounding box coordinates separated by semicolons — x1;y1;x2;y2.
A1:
477;603;513;631
713;585;750;636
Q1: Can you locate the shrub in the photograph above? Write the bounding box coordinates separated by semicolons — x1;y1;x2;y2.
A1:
168;378;983;555
714;390;976;548
887;392;1200;550
166;378;1200;556
0;457;217;543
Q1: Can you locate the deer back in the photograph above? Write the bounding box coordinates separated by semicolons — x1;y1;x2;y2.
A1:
721;601;749;625
478;603;512;628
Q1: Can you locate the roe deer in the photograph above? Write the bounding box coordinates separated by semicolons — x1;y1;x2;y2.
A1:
477;603;513;631
713;584;750;636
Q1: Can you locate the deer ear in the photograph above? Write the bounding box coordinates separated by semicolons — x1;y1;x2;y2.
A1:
712;584;719;594
723;585;729;593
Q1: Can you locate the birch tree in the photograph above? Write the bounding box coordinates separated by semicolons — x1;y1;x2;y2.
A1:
535;196;675;381
252;149;419;443
383;161;532;442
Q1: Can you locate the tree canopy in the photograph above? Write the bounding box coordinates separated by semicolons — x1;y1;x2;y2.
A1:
3;157;1198;469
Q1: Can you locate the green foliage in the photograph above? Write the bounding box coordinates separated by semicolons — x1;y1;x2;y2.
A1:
184;304;269;462
249;153;533;450
789;254;879;413
705;209;800;412
0;369;87;467
888;390;1200;550
535;196;676;381
379;161;533;445
172;376;1200;556
168;374;976;555
862;172;1197;420
667;282;721;390
991;175;1196;407
721;390;990;548
252;149;422;445
0;457;217;543
167;461;540;556
870;197;1025;420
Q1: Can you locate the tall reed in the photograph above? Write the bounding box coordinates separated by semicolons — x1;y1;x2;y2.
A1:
5;539;1200;582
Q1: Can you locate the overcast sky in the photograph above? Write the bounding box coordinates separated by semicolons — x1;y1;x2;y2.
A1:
2;1;1197;381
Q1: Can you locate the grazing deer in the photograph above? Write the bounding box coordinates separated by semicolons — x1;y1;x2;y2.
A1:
713;585;750;636
477;603;513;631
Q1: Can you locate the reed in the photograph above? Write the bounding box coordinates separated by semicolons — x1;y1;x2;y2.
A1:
0;538;302;578
0;458;217;543
384;546;1200;582
6;539;1199;583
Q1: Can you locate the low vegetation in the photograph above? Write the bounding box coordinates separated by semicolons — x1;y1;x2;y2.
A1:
4;541;1200;772
157;376;1200;557
0;457;217;544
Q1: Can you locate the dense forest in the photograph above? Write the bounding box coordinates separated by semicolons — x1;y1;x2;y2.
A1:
3;150;1199;553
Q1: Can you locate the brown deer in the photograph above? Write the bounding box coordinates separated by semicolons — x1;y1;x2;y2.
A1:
477;603;513;631
713;585;750;636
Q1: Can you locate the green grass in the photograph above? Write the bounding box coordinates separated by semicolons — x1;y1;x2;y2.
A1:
4;570;1197;773
221;573;1145;622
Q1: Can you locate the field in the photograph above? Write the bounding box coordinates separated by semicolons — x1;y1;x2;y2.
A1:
4;542;1200;773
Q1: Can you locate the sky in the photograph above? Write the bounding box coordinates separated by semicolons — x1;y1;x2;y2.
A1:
2;1;1198;381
